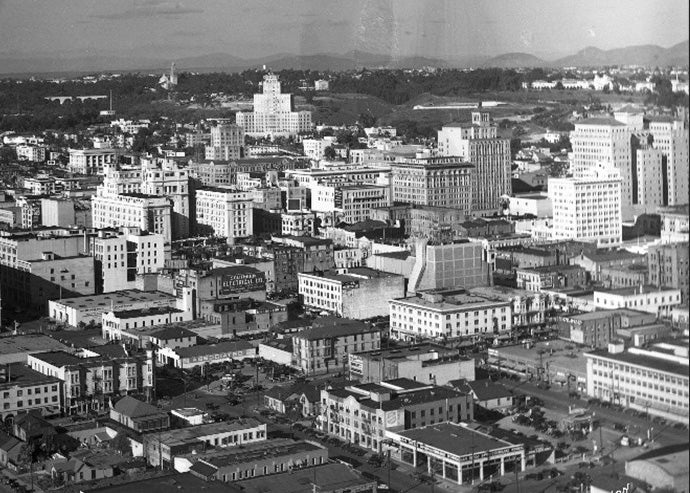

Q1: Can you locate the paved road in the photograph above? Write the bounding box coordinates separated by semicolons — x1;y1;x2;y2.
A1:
498;378;689;447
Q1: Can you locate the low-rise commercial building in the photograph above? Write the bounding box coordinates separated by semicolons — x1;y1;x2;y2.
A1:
585;340;689;424
299;267;405;319
183;439;328;483
385;423;525;486
49;290;181;327
160;340;256;370
556;309;656;349
318;379;473;453
348;343;475;385
238;462;376;493
144;419;267;468
515;264;587;292
593;285;682;318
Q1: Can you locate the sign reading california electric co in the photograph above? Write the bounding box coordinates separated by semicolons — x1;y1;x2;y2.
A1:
218;270;266;295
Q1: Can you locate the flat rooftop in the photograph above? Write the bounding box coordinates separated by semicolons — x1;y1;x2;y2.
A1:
353;343;456;361
84;473;241;493
198;439;323;467
396;423;517;457
0;363;60;390
295;317;377;341
0;334;71;358
585;348;688;377
392;293;509;312
53;290;176;309
594;285;678;296
112;307;183;319
154;419;262;446
237;463;372;493
174;340;255;359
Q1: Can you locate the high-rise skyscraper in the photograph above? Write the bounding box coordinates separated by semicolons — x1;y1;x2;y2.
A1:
437;112;511;214
648;117;689;207
236;74;312;138
205;123;244;161
570;118;632;211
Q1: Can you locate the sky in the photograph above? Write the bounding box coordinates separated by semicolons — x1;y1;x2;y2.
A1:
0;0;688;62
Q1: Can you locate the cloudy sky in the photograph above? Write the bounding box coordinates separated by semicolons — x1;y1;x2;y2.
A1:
0;0;687;61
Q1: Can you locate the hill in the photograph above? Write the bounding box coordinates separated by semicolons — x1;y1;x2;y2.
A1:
554;41;689;67
482;52;547;68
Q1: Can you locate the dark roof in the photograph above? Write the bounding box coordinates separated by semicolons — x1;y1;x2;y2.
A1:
148;326;197;341
112;396;165;419
629;442;689;462
84;473;242;493
397;423;515;456
189;461;217;478
579;249;644;262
360;386;465;412
462;379;514;401
238;463;373;493
264;381;320;402
373;250;412;260
296;317;378;341
174;340;255;358
29;350;82;367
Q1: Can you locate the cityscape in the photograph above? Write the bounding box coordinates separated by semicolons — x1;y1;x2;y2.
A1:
0;1;689;493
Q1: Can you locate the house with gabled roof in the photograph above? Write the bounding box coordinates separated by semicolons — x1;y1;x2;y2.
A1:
109;396;170;432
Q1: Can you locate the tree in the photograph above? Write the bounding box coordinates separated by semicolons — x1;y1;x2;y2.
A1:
111;432;131;455
323;146;337;160
17;441;36;490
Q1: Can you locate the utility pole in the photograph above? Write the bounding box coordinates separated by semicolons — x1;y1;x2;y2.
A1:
387;449;391;488
514;457;520;493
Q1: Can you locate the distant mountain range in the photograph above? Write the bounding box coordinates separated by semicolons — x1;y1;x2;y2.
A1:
0;41;687;76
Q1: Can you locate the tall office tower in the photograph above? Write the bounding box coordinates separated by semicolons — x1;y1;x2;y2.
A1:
648;117;689;206
205;124;244;161
141;160;191;239
634;145;664;210
195;187;253;243
437;112;511;214
549;162;622;247
235;74;312;138
389;156;474;213
570;118;632;210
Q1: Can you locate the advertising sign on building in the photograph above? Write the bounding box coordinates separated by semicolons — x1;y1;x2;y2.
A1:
218;270;266;295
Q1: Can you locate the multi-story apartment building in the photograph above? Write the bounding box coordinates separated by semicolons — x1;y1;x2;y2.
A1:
556;308;656;349
27;348;155;415
0;363;61;420
515;264;587;292
16;144;46;162
292;317;381;374
648;241;689;304
236;74;312;137
9;252;95;313
23;176;57;195
549;162;622;247
318;379;473;452
91;228;166;293
195;187;253;241
92;190;172;244
437;112;511;213
68;148;119;175
205;124;244;161
298;268;405;319
584;340;689;424
593;285;682;318
311;184;392;225
389;289;512;342
189;161;235;187
390;156;473;212
286;166;390;188
648;117;689;206
569;118;632;209
302;137;336;160
468;286;553;337
407;238;492;295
